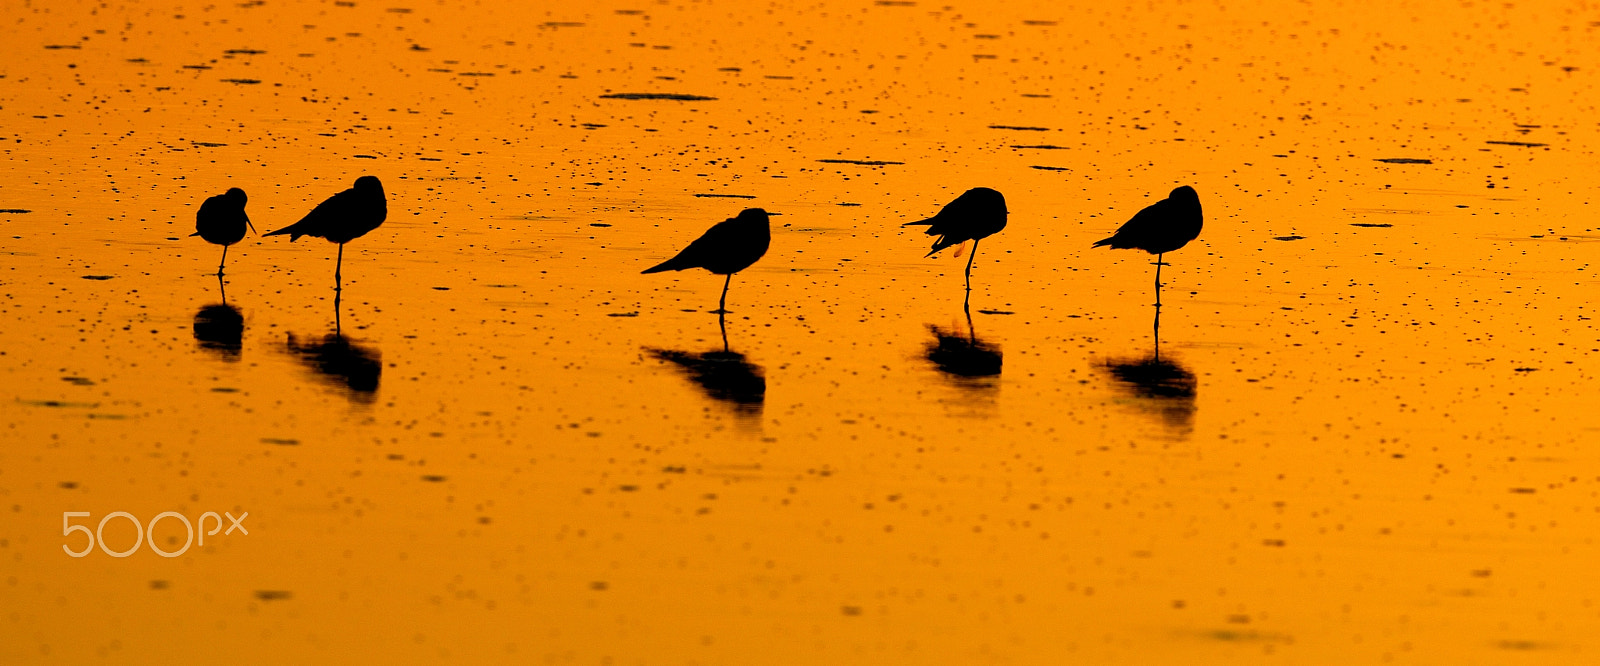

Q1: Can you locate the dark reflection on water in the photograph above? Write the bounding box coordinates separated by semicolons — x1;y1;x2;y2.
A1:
193;304;244;361
924;316;1002;385
1101;307;1196;433
286;333;382;401
644;314;765;421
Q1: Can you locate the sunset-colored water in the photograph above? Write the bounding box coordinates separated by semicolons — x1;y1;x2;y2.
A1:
4;0;1600;662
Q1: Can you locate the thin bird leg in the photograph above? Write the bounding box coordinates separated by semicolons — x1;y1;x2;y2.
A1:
335;243;344;292
218;245;228;277
713;273;731;314
965;306;977;344
718;310;730;353
334;289;342;337
217;273;227;305
1153;253;1163;308
965;239;979;294
1153;301;1162;362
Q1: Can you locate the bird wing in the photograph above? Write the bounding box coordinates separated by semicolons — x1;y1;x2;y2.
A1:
642;218;736;273
264;186;358;240
1094;198;1170;248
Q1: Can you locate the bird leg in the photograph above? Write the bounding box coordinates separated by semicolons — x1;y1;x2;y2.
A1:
1153;253;1164;308
1152;301;1162;362
712;273;732;314
335;243;344;292
334;287;343;337
218;245;228;277
965;239;979;294
718;310;730;353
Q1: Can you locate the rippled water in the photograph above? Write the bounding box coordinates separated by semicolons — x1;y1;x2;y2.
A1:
4;0;1600;662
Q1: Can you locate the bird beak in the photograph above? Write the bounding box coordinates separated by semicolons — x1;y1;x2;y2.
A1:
247;217;258;235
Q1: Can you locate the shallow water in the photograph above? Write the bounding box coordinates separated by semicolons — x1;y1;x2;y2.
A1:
3;0;1600;663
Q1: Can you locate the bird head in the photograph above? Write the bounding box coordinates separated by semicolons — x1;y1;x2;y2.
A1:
737;208;769;225
1170;185;1199;201
355;175;384;193
225;188;247;204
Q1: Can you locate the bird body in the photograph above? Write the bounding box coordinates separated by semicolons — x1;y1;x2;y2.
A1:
191;188;254;275
1094;185;1203;307
265;176;387;244
1093;185;1202;254
903;187;1008;257
642;208;771;313
264;176;387;290
905;187;1008;307
643;208;770;275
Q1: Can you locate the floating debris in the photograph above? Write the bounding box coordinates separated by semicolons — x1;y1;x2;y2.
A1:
1274;235;1305;241
261;438;300;446
1011;144;1066;149
817;159;904;166
989;124;1049;131
253;591;293;601
693;193;757;199
1375;158;1432;164
1030;165;1070;171
1486;140;1547;148
0;209;31;214
221;78;261;85
82;275;114;280
599;93;716;101
1351;223;1393;228
224;49;266;55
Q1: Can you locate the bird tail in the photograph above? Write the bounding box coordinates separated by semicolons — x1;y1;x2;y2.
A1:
924;234;959;257
1091;236;1116;248
641;256;689;274
901;215;937;230
189;231;201;237
263;223;303;241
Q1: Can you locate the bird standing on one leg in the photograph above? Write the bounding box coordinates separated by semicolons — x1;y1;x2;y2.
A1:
642;208;771;314
191;187;255;276
1092;185;1203;307
904;187;1008;309
264;176;387;291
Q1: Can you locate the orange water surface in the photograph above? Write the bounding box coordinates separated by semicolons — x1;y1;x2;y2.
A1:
3;0;1600;663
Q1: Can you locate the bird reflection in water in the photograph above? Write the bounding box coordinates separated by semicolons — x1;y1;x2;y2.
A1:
285;332;382;402
923;312;1002;416
1101;306;1197;434
644;314;765;423
192;302;244;361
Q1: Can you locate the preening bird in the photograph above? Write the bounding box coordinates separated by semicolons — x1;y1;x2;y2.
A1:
264;175;387;290
191;187;254;276
904;187;1008;305
1093;185;1203;305
642;208;771;314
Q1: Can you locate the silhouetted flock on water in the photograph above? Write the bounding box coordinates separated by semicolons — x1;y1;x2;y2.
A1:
186;175;1203;402
191;175;1202;311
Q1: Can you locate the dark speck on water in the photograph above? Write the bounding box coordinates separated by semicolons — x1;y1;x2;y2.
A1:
988;124;1049;131
1030;165;1070;171
0;209;32;214
82;275;113;280
1486;140;1547;148
1351;223;1393;228
261;438;299;446
1375;158;1432;164
254;591;293;601
693;193;757;199
600;93;717;101
816;159;904;166
1274;235;1305;241
422;475;447;482
590;223;612;227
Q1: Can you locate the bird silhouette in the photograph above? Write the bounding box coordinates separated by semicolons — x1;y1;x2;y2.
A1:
903;187;1008;309
264;176;387;291
1093;185;1202;306
642;208;770;314
191;188;255;276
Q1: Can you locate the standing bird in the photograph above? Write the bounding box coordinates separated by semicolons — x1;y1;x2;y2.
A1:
1093;185;1203;306
264;176;387;291
904;187;1008;307
642;208;771;314
191;187;255;276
